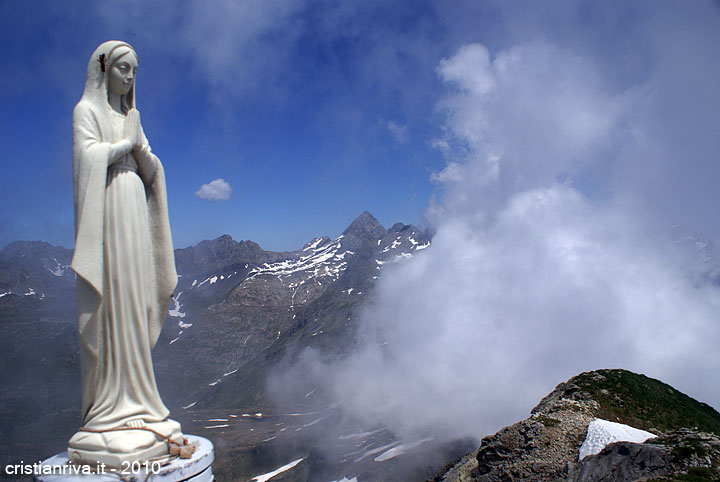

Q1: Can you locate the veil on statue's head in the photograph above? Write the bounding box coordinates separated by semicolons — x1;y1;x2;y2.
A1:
81;40;138;113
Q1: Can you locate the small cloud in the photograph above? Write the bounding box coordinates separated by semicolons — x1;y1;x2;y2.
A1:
195;178;232;201
385;120;408;143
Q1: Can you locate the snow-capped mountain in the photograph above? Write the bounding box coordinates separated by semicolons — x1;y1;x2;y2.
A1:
152;211;431;407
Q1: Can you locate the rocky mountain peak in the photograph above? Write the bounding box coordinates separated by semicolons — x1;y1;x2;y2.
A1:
343;211;385;236
173;235;279;279
341;211;386;250
389;222;410;233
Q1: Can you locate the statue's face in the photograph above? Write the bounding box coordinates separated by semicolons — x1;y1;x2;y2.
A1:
108;53;138;96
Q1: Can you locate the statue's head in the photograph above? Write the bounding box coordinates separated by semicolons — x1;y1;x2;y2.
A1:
107;45;138;98
81;41;138;112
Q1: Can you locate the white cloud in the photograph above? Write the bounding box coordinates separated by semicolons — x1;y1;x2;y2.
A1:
434;42;629;209
437;43;496;97
429;137;450;152
320;184;720;439
195;178;232;201
385;120;408;143
429;161;463;184
271;33;720;445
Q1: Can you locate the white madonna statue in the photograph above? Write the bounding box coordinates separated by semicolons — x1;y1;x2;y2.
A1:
68;40;183;465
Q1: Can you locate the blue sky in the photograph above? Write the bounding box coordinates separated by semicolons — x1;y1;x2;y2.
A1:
1;1;719;253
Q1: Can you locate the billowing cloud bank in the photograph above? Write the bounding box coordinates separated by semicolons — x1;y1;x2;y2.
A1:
271;37;720;442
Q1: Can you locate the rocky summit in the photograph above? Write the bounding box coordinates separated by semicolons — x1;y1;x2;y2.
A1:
434;369;720;482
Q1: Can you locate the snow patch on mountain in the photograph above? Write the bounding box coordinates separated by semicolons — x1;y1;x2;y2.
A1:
168;292;186;318
579;419;656;460
374;437;434;462
246;235;352;287
338;429;385;441
194;271;238;289
167;292;192;344
354;441;400;463
251;458;304;482
46;258;68;277
303;237;326;251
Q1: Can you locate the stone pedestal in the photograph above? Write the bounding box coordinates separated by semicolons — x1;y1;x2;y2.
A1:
67;419;184;467
34;435;213;482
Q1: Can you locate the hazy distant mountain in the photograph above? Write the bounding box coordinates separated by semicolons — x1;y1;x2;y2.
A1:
0;240;75;301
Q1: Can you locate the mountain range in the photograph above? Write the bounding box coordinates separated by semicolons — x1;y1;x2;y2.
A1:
2;211;466;481
2;211;719;481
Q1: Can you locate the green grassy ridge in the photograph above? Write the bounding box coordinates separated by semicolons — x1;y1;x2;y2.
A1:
569;369;720;436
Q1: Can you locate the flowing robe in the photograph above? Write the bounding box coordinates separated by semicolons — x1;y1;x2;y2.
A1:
71;96;177;430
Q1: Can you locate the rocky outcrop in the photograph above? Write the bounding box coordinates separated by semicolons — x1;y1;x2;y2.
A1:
566;429;720;481
434;381;597;481
569;440;671;481
435;370;720;482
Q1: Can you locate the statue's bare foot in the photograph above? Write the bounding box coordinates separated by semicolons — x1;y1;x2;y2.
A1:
127;419;146;428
